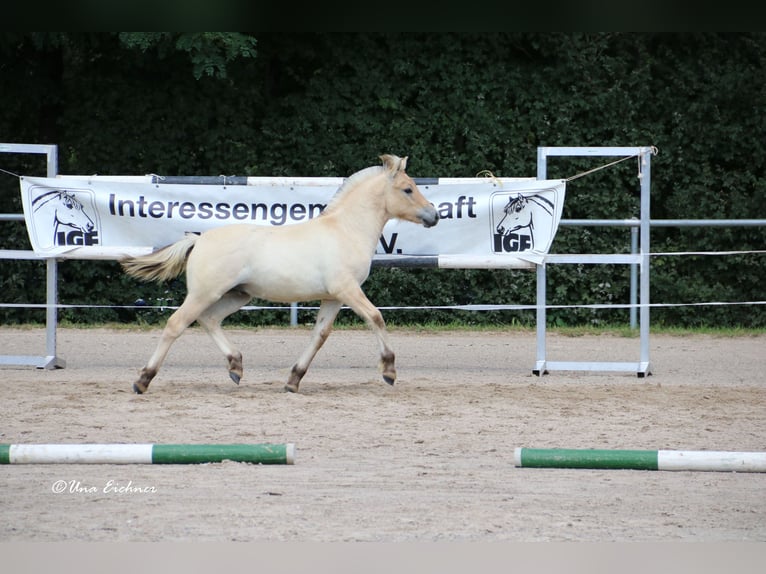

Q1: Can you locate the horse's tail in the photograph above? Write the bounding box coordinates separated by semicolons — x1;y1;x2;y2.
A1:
120;233;199;283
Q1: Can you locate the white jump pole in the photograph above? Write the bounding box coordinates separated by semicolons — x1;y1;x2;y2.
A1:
514;448;766;472
1;443;295;465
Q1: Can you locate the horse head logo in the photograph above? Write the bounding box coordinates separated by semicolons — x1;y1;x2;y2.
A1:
495;193;554;250
32;190;96;247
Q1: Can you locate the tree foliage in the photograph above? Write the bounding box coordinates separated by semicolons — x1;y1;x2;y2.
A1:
1;33;765;327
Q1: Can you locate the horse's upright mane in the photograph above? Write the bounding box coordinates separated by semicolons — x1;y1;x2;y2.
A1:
322;165;384;214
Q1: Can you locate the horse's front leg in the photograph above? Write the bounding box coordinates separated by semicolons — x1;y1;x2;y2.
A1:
285;299;343;393
340;286;396;386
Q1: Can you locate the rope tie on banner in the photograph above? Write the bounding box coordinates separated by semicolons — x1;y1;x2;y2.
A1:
476;169;504;187
566;146;658;182
147;173;165;187
0;166;22;178
476;147;659;184
220;175;236;187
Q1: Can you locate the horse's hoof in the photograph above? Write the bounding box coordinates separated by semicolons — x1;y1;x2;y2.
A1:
133;383;145;394
284;383;299;393
229;372;241;385
382;374;395;386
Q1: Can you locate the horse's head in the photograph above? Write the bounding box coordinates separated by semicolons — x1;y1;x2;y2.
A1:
496;195;531;235
54;192;95;232
34;190;95;233
380;154;439;228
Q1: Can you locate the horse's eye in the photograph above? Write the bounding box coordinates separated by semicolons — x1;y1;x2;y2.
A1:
402;187;413;195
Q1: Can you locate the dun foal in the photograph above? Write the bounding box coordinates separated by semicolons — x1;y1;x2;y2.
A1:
121;154;439;394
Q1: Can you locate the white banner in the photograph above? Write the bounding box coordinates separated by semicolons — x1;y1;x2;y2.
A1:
19;176;566;264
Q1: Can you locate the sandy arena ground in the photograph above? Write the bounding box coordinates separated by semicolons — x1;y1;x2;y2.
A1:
0;325;764;542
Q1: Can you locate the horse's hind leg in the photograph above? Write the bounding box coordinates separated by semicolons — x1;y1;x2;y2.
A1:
133;296;211;394
285;299;342;392
196;289;252;384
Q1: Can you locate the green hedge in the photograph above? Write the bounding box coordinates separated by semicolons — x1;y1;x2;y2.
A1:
1;33;765;327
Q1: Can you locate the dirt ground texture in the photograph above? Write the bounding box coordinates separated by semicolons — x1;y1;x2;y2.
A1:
0;325;764;542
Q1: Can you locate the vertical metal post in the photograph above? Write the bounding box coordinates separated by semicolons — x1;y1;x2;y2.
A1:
46;145;58;178
43;144;64;369
534;147;548;375
44;258;61;366
638;150;651;374
534;263;547;375
630;224;638;329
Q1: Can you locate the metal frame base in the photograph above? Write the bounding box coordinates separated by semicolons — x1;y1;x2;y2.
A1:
533;360;652;378
1;355;66;370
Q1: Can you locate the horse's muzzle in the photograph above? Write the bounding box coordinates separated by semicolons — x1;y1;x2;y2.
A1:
420;208;439;228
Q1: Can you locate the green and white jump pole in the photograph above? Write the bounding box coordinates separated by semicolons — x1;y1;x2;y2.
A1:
514;448;766;473
0;443;295;465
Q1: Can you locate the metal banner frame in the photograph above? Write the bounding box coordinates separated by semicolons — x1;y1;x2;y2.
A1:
534;146;653;377
0;143;65;369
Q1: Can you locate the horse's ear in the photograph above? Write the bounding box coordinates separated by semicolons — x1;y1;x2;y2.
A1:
379;154;396;173
380;154;407;174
